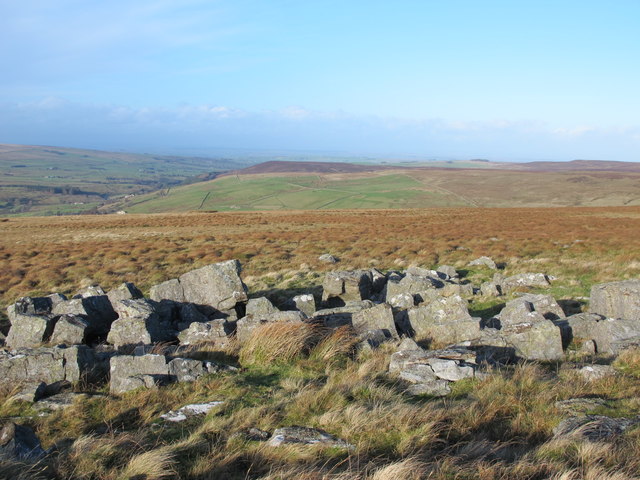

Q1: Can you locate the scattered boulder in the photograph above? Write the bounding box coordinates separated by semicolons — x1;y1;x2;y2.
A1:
318;254;339;264
74;285;106;298
49;314;89;346
109;354;169;394
167;358;222;382
52;295;117;337
577;364;617;381
480;281;501;297
437;265;459;280
291;294;316;317
267;426;353;448
590;280;640;321
468;256;497;269
161;401;224;422
246;297;279;317
177;319;232;347
236;310;306;343
5;308;56;350
0;422;46;462
150;260;248;313
313;301;376;328
351;303;398;339
553;415;640;441
500;273;550;293
107;282;144;305
322;270;372;306
107;299;174;348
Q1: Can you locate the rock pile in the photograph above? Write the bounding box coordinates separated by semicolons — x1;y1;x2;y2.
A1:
2;257;640;403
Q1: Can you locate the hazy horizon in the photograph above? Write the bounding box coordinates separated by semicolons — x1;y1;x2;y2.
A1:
2;1;639;161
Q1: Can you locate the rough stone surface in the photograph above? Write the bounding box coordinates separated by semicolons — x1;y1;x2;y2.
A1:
402;295;480;344
313;301;375;328
107;282;144;305
406;380;452;397
480;282;501;297
322;270;372;306
501;320;564;361
107;299;174;348
267;426;353;448
246;297;279;316
75;285;106;298
501;273;550;292
385;274;441;305
161;401;224;422
388;292;415;309
553;415;640;441
0;422;46;462
292;294;316;317
555;398;608;415
468;256;497;269
236;310;306;343
437;265;459;279
590;280;640;320
577;364;617;381
49;314;89;346
177;319;232;346
318;254;338;264
351;303;398;338
168;358;207;382
0;345;98;387
150;260;248;312
5;308;56;350
52;295;117;336
109;354;169;394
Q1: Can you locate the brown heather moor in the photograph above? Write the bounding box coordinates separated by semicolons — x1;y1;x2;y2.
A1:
2;206;640;322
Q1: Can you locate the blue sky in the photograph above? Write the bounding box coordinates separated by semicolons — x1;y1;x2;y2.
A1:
1;0;639;160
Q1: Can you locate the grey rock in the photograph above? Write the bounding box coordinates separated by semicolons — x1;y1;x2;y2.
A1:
406;380;452;397
107;299;174;348
236;310;306;343
177;319;232;347
161;401;224;422
246;297;279;316
518;294;566;320
388;292;415;309
33;392;99;412
52;295;117;336
0;345;98;387
555;398;608;416
313;300;375;328
168;358;207;382
0;422;46;462
495;297;548;328
5;309;56;350
318;253;339;264
267;426;353;448
74;285;106;298
399;363;439;383
292;294;316;317
397;337;422;351
468;256;497;269
590;280;640;321
577;364;617;381
9;382;46;403
480;281;501;297
553;415;640;441
370;268;387;294
502;320;564;361
109;354;169;394
356;329;394;351
351;303;398;338
175;302;209;330
150;260;248;312
107;282;144;305
501;273;550;292
437;265;459;279
322;270;372;306
384;274;442;304
49;314;89;346
427;357;475;381
402;295;481;344
441;283;474;298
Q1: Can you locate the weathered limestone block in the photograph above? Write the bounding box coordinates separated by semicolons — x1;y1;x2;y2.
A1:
107;299;174;348
402;295;481;344
437;265;459;280
49;314;89;346
150;260;248;312
107;282;144;305
5;309;56;350
468;256;497;269
168;358;207;382
52;295;117;336
351;303;398;338
236;311;306;343
501;320;564;361
246;297;279;316
313;301;375;328
590;280;640;320
322;270;373;306
177;319;232;346
501;273;550;292
384;274;441;304
109;354;169;394
292;294;316;317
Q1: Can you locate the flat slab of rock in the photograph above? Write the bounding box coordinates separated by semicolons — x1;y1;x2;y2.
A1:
553;415;640;441
267;426;353;449
109;354;169;394
351;303;398;339
160;401;224;422
590;280;640;321
322;270;372;306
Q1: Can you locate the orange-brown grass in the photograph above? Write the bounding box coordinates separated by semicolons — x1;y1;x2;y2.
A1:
2;206;640;321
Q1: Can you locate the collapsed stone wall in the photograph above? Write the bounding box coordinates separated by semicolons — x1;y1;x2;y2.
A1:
2;257;640;399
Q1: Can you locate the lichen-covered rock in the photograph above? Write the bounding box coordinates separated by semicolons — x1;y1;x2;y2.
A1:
267;426;353;448
236;311;306;343
168;358;206;382
501;273;550;292
590;280;640;321
501;320;564;361
468;256;497;269
177;319;232;346
49;314;89;346
313;301;376;328
292;294;316;317
150;260;248;312
384;274;441;304
351;303;398;338
322;270;372;306
107;282;144;305
5;309;56;350
109;354;169;394
553;415;640;441
437;265;459;280
401;295;481;344
318;253;338;264
52;295;117;336
480;281;501;297
246;297;279;316
107;299;174;348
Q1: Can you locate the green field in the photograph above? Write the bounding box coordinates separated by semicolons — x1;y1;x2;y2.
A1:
122;173;466;213
0;144;247;215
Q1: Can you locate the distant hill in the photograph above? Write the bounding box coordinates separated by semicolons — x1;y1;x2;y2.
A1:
0;144;249;216
512;159;640;173
118;158;640;213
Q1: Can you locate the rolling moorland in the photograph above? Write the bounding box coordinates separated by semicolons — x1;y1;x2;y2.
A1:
2;207;640;478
